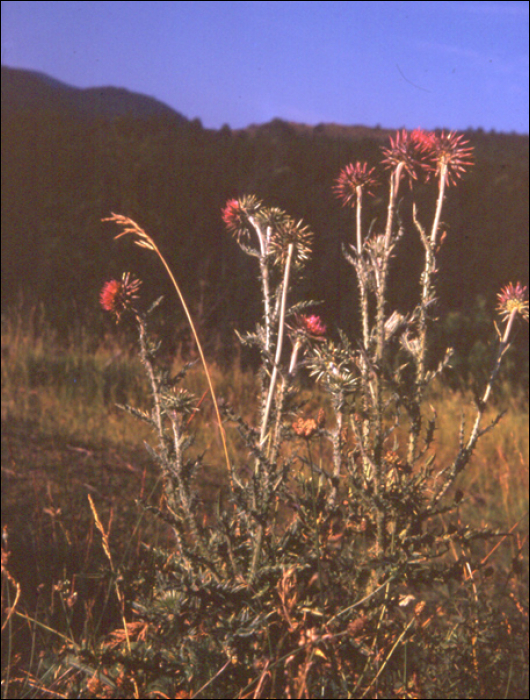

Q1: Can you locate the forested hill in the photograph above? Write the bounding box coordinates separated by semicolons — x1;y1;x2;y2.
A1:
2;65;528;378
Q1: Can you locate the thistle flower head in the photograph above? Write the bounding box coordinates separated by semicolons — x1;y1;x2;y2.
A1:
423;130;474;186
255;206;288;233
497;281;529;322
267;213;313;269
333;162;378;207
287;314;326;376
381;129;433;181
290;314;327;339
221;195;262;241
100;272;142;322
306;335;358;396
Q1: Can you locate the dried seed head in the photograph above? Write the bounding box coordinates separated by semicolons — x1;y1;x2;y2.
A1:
268;215;313;268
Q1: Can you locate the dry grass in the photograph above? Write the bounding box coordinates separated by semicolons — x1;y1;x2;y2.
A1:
2;310;528;698
2;310;527;518
2;311;527;555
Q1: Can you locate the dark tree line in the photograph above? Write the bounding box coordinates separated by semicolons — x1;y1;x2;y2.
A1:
2;101;528;385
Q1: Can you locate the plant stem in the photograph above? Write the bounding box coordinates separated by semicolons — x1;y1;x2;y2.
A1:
377;162;403;360
260;242;294;450
351;192;372;485
250;242;294;583
433;308;517;505
409;164;448;463
249;215;272;352
466;308;517;452
307;443;324;608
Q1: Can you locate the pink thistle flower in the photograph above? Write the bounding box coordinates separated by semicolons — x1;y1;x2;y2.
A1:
381;129;435;182
423;130;474;186
221;195;262;241
100;272;141;322
222;199;244;232
287;314;326;375
409;128;437;152
496;282;529;322
294;314;327;338
333;162;378;207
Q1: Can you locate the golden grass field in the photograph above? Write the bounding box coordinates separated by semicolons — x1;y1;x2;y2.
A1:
1;309;528;697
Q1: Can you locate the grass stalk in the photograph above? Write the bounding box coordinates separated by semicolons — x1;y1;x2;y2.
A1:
104;214;233;489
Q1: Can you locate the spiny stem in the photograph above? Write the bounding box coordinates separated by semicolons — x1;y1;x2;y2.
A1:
260;242;294;450
250;242;294;583
430;162;448;246
467;308;517;451
409;163;448;463
350;183;369;361
351;190;372;484
137;317;164;443
377;161;404;360
433;308;518;506
248;215;272;352
355;184;363;255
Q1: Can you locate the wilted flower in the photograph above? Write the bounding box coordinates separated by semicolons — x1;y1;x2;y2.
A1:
423;130;474;186
333;162;378;207
496;281;529;322
381;129;433;181
100;272;141;322
292;416;319;439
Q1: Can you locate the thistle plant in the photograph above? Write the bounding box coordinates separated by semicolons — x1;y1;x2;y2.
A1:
328;129;480;557
222;196;316;582
62;129;527;699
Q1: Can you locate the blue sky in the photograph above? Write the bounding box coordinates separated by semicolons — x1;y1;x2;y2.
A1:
2;1;528;133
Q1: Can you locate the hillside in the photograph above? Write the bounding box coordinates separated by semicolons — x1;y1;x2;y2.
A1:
2;66;528;379
1;65;189;122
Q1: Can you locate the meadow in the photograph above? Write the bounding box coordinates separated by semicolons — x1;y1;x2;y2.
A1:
2;306;528;699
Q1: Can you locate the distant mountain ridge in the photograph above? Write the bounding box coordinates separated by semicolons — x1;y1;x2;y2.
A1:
1;65;189;123
4;65;527;138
